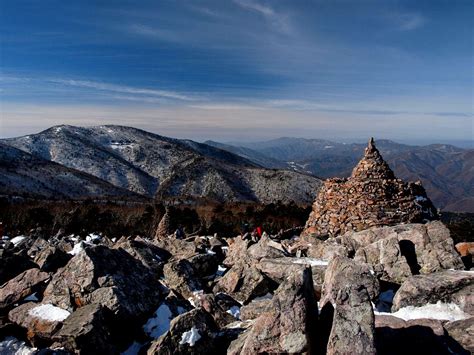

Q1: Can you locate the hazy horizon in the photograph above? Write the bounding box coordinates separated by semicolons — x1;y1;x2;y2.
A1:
1;1;473;142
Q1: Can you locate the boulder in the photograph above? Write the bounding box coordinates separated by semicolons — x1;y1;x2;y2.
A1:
444;317;474;354
455;242;474;269
354;236;412;284
53;303;116;354
146;309;219;354
43;245;166;320
247;234;286;261
223;236;252;267
320;257;378;355
0;251;37;285
0;268;50;312
228;267;316;354
114;237;170;274
34;246;71;273
375;315;459;355
188;253;219;277
190;293;237;327
345;222;464;280
239;297;272;321
8;302;70;344
321;256;379;305
213;262;274;304
163;259;203;299
392;270;474;314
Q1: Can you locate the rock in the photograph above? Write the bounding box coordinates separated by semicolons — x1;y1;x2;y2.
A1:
223;236;252;267
163;259;203;299
53;303;116;354
0;268;50;311
346;222;464;282
146;309;219;354
444;317;474;353
188;253;219;277
228;267;317;354
456;242;474;269
114;236;170;274
239;297;272;321
8;302;70;344
302;138;437;238
321;256;379;305
213;262;275;304
190;293;236;327
247;234;286;261
43;245;165;320
375;314;459;355
0;251;38;285
34;246;71;273
152;237;196;259
306;237;351;261
354;236;412;284
326;284;376;355
392;270;474;314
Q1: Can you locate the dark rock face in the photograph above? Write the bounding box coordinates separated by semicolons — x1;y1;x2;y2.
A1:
228;267;317;354
34;246;71;273
43;245;166;319
188;254;219;277
0;251;38;285
303;138;437;238
392;270;474;313
146;309;219;354
53;303;116;355
0;269;50;312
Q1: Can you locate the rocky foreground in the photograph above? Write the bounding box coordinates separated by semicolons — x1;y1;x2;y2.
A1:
0;219;472;354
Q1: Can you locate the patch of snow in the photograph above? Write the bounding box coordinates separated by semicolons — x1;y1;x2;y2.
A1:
86;233;101;242
10;236;27;246
111;238;117;243
324;145;334;149
226;306;241;319
375;301;470;322
28;304;70;322
291;257;328;266
68;241;86;255
415;196;428;202
206;249;216;255
121;341;143;355
252;293;273;301
24;293;38;302
110;142;135;150
143;304;175;339
2;236;9;240
187;290;204;308
0;336;36;355
216;265;227;277
179;326;201;347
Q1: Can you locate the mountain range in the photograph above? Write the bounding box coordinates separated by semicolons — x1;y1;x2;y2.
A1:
206;137;474;212
0;126;321;204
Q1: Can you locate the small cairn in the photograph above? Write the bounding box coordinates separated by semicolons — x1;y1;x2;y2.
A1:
302;138;438;238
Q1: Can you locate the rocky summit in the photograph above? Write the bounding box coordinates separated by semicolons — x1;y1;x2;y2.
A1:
303;138;438;238
0;138;472;355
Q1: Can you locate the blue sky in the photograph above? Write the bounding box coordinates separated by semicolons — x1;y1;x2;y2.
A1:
0;0;472;143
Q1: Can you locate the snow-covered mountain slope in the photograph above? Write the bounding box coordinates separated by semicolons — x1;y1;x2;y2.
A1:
1;126;322;204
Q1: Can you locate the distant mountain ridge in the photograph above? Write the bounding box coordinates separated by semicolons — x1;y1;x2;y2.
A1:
0;125;322;204
207;138;473;212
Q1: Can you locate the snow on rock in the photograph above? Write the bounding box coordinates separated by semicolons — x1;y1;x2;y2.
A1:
68;241;89;255
28;304;71;322
291;257;329;266
23;293;39;302
188;290;204;308
226;306;241;320
0;336;36;355
179;326;201;347
10;236;27;246
216;265;227;277
86;233;101;242
252;293;273;301
376;301;470;322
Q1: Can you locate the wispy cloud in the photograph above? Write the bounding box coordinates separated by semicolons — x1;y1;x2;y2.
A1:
49;79;196;101
394;13;425;31
233;0;292;34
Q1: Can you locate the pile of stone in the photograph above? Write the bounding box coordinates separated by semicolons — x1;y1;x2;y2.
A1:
302;138;438;238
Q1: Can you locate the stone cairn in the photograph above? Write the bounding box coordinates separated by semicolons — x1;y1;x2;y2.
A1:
302;138;438;238
154;207;172;239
